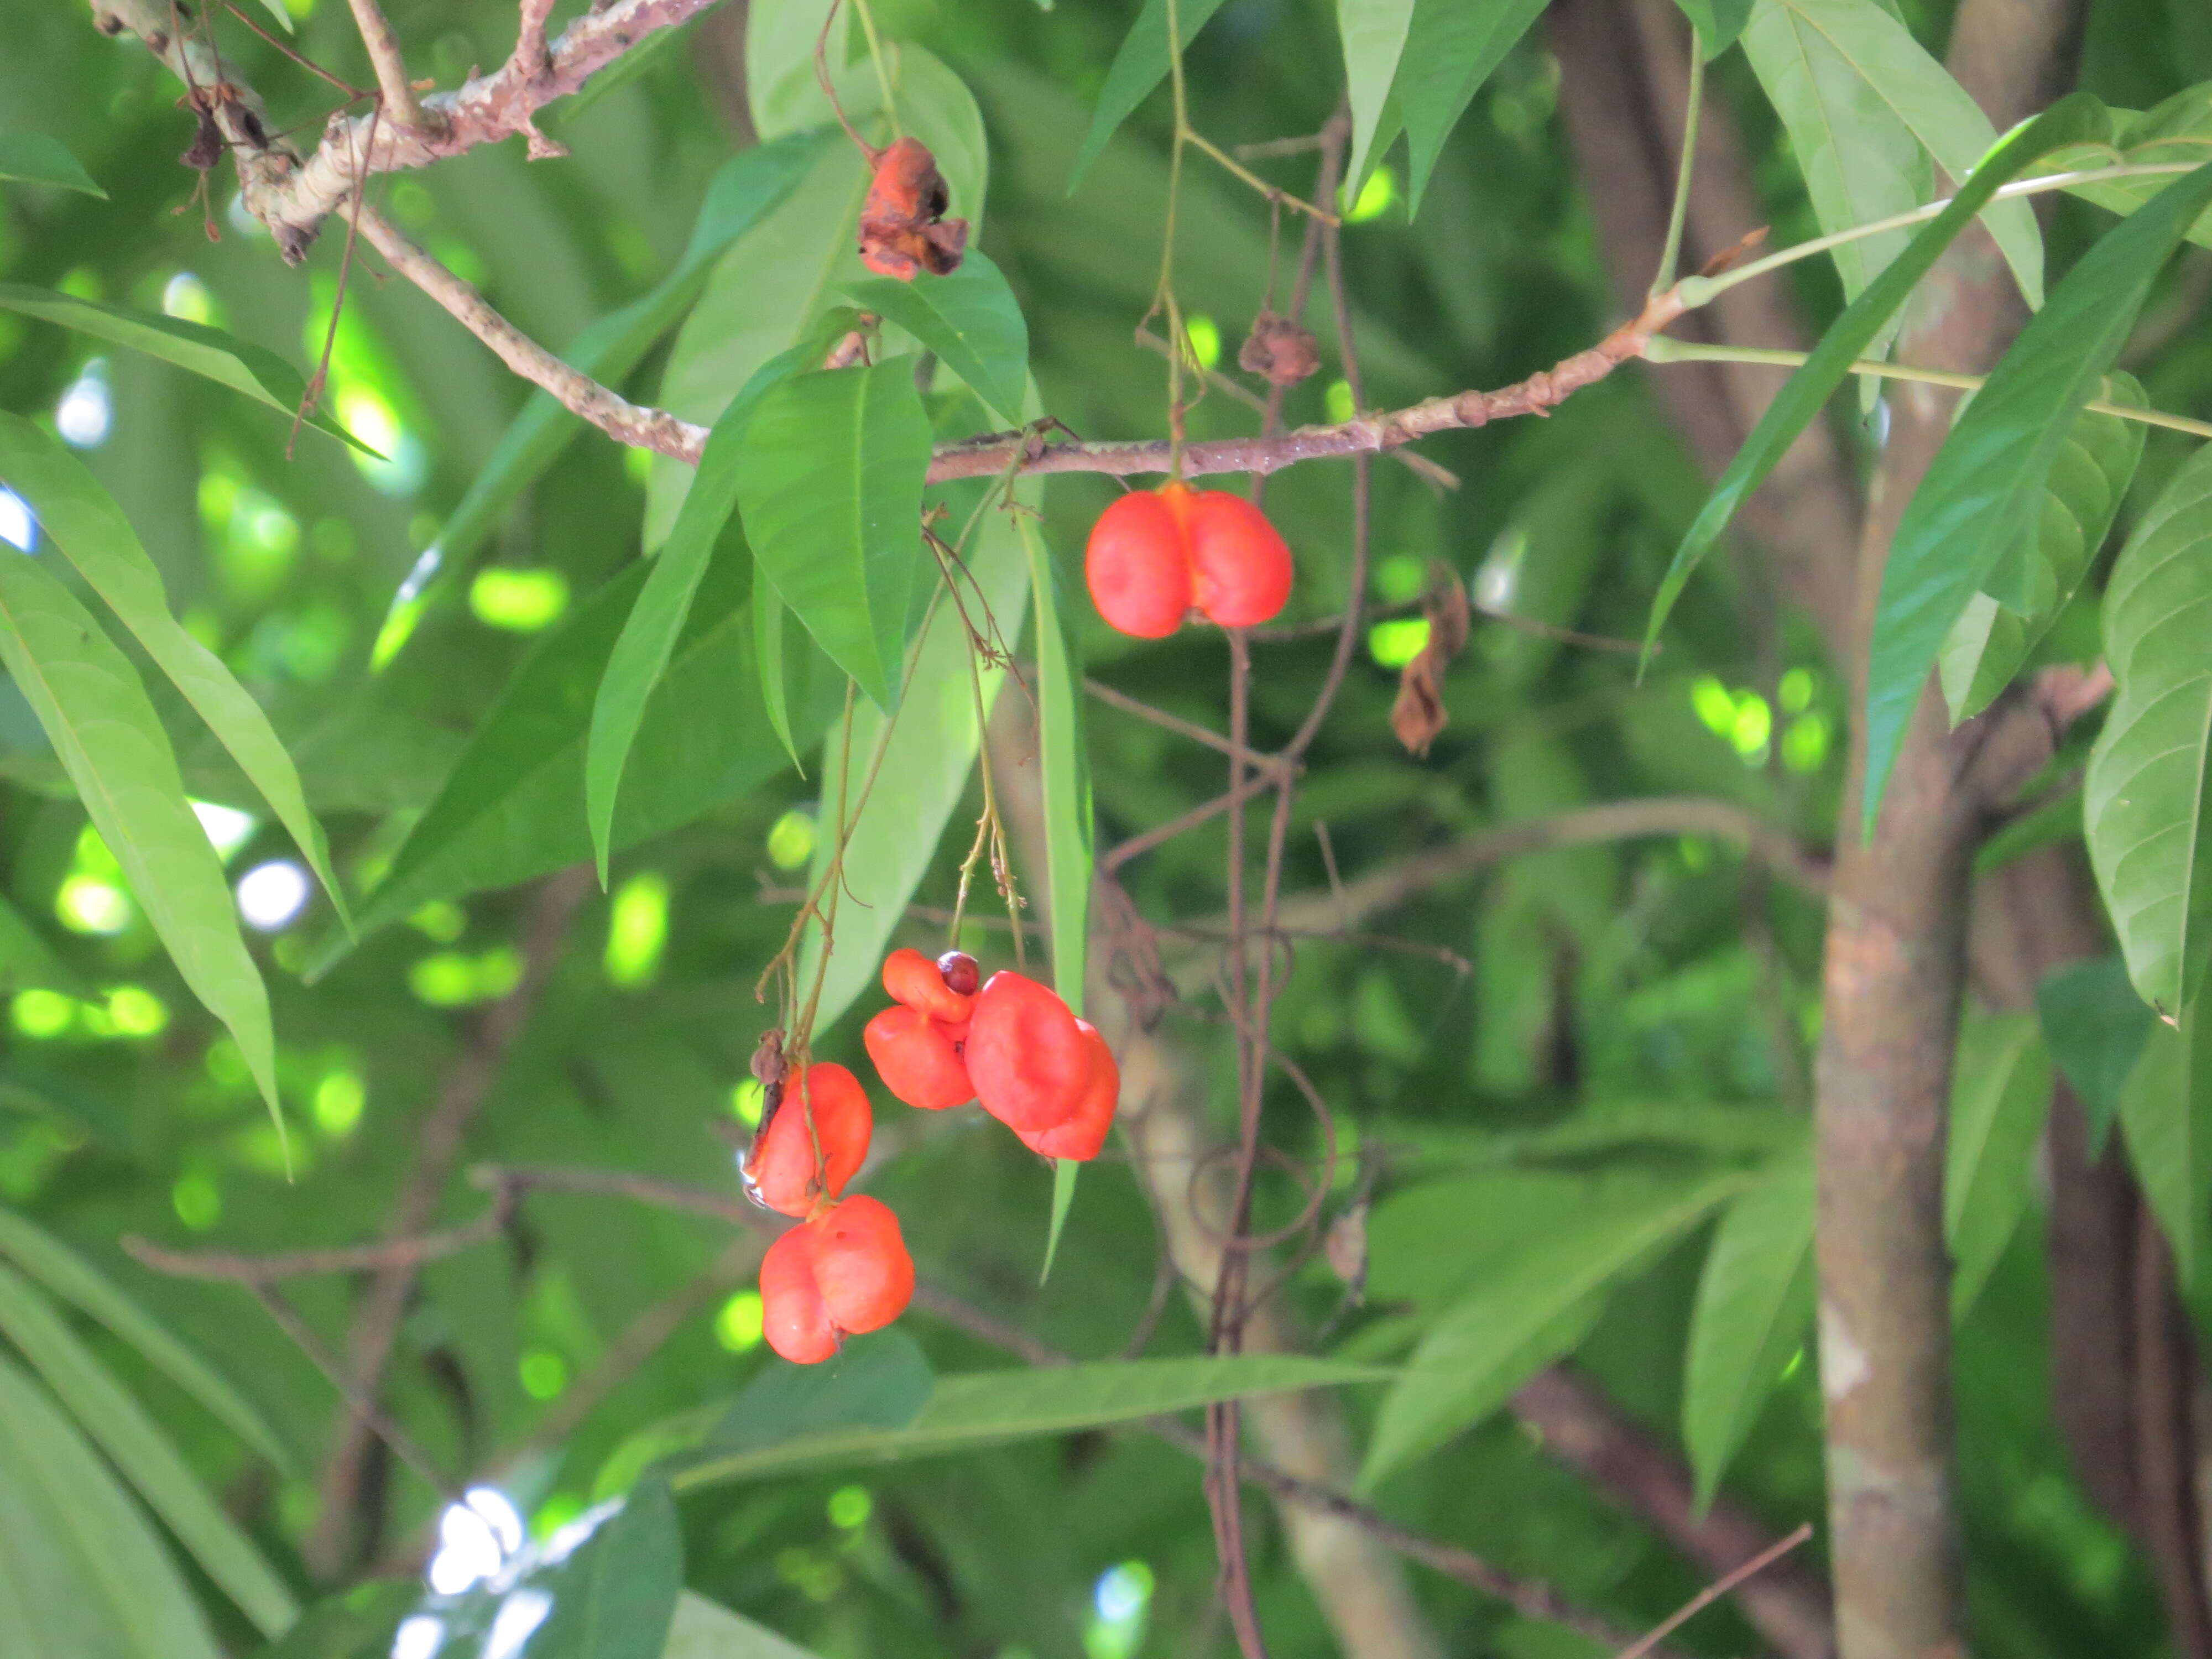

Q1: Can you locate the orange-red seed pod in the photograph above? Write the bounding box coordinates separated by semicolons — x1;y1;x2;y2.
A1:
863;1005;975;1110
759;1224;837;1364
1185;489;1294;628
811;1196;914;1336
882;946;975;1023
1016;1020;1120;1161
742;1062;872;1218
1086;491;1193;640
965;971;1093;1134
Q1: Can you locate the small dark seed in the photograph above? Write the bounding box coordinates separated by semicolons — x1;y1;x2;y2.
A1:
937;950;979;997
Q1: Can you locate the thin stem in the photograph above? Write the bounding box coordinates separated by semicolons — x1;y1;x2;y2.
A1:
1682;162;2204;305
1644;336;2212;439
1185;131;1339;225
849;0;901;142
1651;28;1704;298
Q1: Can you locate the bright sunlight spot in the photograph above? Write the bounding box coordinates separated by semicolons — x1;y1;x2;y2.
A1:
471;567;571;633
236;860;312;932
56;361;111;447
1183;313;1220;372
714;1289;764;1353
1778;666;1817;714
409;901;467;943
766;808;817;870
98;986;168;1038
427;1488;524;1596
1368;617;1430;669
161;271;215;324
11;990;74;1039
56;875;132;935
192;801;259;861
314;1070;366;1136
519;1350;568;1400
1374;552;1427;605
731;1079;766;1125
827;1486;872;1529
1086;1561;1155;1659
1324;378;1355;424
1342;164;1397;223
0;487;36;552
337;388;426;495
410;948;524;1008
391;1620;444;1659
172;1175;221;1230
604;872;669;989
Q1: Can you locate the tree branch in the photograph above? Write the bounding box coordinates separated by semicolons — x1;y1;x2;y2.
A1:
305;865;593;1580
341;0;427;132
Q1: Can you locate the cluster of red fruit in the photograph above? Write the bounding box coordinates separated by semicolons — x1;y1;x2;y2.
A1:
865;949;1119;1160
1084;481;1293;638
742;950;1118;1365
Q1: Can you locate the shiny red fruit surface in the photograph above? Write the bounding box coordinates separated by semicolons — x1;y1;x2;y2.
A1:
1085;489;1192;639
864;1004;975;1110
742;1062;871;1218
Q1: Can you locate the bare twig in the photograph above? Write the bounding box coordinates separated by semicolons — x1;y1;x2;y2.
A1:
124;1185;517;1282
252;1284;456;1502
1085;676;1297;776
1615;1525;1816;1659
341;0;427;131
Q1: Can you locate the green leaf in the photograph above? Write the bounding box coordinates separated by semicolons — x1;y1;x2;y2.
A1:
668;1355;1391;1490
2047;85;2212;251
587;353;794;881
375;133;824;660
0;284;369;453
0;414;349;927
2085;441;2212;1016
1340;0;1420;201
0;553;283;1134
320;553;843;964
2117;1009;2212;1286
0;1207;291;1469
1019;513;1094;1282
755;580;802;773
1937;379;2145;722
0;1261;296;1636
845;251;1030;426
650;48;984;548
735;361;934;711
665;1593;820;1659
1066;0;1233;192
1682;1144;1815;1509
1945;1011;2053;1318
0;132;106;197
790;478;1032;1039
1865;159;2212;837
707;1328;935;1453
1395;0;1548;211
1362;1166;1751;1488
1644;95;2111;660
533;1479;683;1659
2038;956;2155;1156
1750;0;2041;306
1672;0;1755;55
0;1348;223;1659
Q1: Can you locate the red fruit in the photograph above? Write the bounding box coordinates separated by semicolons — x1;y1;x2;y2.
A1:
1086;490;1192;639
1185;489;1293;628
882;946;974;1022
742;1062;871;1218
811;1196;915;1335
760;1225;837;1364
965;971;1092;1134
1017;1020;1119;1161
864;1004;975;1110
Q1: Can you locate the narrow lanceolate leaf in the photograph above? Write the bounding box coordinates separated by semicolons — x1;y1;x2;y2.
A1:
0;1349;223;1659
1750;0;2041;306
1340;0;1420;200
1945;1011;2053;1318
1020;514;1095;1284
1671;0;1755;57
0;555;282;1135
1938;378;2144;723
2116;1011;2212;1286
587;346;802;881
375;132;823;660
792;489;1032;1038
755;580;802;773
2086;443;2212;1016
0;1207;291;1470
0;1262;295;1637
1362;1167;1751;1488
1066;0;1234;192
1643;95;2111;662
665;1591;821;1659
2047;85;2212;251
670;1356;1390;1490
0;132;106;196
1865;158;2212;836
846;251;1031;426
737;361;934;712
0;414;349;927
1396;0;1548;211
2037;957;2156;1156
0;285;368;453
1682;1142;1814;1509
